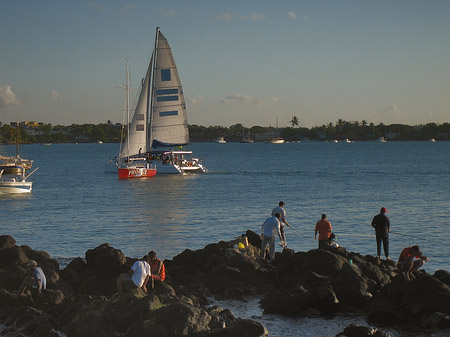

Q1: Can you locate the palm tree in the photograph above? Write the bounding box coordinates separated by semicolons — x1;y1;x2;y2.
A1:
290;116;299;127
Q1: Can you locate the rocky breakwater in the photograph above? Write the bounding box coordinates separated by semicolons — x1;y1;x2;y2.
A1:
165;230;450;333
1;231;450;336
0;235;267;337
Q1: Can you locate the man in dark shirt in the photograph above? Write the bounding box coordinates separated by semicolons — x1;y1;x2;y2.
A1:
371;207;390;260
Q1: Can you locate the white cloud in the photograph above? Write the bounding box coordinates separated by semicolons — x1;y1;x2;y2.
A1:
241;13;265;21
250;13;265;21
51;90;63;102
385;104;405;119
376;104;409;124
221;93;279;107
288;12;296;19
88;2;105;11
187;95;205;104
159;8;176;17
215;13;234;21
0;85;19;109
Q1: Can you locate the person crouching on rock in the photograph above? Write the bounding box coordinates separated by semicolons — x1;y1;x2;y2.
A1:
148;250;165;288
397;245;429;281
261;212;283;260
19;260;46;300
117;255;152;294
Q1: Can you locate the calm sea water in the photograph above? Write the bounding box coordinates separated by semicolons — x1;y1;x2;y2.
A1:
1;141;449;336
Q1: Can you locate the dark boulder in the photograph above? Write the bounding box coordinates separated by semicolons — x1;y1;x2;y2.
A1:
401;274;450;328
434;270;450;287
334;262;372;307
300;249;348;278
0;235;16;249
335;323;391;337
152;301;212;335
260;284;314;316
245;230;262;249
85;243;127;275
0;245;29;268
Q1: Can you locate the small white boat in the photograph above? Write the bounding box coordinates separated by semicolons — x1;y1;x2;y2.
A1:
0;166;38;194
377;137;387;143
266;117;284;143
428;138;436;142
266;138;285;144
214;137;226;144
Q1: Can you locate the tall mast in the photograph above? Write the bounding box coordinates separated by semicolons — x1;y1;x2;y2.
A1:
147;27;159;150
16;122;19;156
125;58;130;158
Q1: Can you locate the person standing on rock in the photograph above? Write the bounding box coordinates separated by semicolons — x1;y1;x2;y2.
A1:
371;207;391;260
314;214;332;249
117;255;152;294
272;201;291;247
261;213;283;260
398;245;429;280
148;251;165;288
19;260;46;299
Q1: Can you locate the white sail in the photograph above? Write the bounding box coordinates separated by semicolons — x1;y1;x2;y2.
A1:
150;29;189;148
119;58;152;159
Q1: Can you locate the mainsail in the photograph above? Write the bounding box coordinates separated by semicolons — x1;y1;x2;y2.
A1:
150;29;189;148
119;59;152;159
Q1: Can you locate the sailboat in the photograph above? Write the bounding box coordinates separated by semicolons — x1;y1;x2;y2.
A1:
0;124;38;193
117;59;157;179
0;166;38;194
266;117;285;144
109;27;207;175
0;123;33;170
239;127;254;143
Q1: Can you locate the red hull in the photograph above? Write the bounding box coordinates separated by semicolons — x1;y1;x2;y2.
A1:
118;167;157;179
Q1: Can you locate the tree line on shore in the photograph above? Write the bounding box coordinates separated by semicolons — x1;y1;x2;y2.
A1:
0;119;449;144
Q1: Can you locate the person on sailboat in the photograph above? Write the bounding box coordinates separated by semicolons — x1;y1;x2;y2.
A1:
148;251;165;288
272;201;290;247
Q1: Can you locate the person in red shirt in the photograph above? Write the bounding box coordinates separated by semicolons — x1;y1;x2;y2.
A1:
397;245;428;280
314;214;332;249
148;251;165;288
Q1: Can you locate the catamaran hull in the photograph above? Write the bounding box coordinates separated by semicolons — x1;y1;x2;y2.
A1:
0;182;32;194
118;167;157;179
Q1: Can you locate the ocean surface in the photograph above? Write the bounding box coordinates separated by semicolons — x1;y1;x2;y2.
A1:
1;140;449;336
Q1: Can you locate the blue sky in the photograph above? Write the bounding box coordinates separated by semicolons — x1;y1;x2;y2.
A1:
1;0;449;128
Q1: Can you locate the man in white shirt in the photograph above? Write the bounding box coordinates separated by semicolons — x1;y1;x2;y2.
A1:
272;201;291;245
19;260;46;299
117;255;152;294
261;213;282;259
